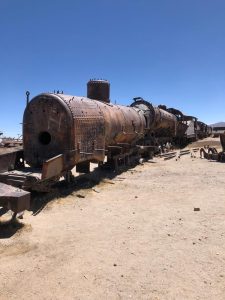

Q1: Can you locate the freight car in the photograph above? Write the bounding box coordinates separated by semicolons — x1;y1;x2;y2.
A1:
196;121;210;139
188;120;212;141
0;79;210;220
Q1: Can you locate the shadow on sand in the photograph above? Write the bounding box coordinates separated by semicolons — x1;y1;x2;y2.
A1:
30;164;133;216
0;159;156;238
0;214;24;239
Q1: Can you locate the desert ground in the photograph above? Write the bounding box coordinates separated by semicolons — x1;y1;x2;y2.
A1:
0;138;225;300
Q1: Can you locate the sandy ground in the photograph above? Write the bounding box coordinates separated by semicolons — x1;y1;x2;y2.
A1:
0;138;225;300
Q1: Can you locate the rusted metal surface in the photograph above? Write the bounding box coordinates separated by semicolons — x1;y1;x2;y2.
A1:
200;147;219;160
130;97;178;149
26;91;30;106
131;98;177;135
103;104;145;145
160;151;177;157
164;154;176;160
196;121;208;139
23;94;106;168
185;118;197;140
159;148;197;160
153;107;177;134
178;150;191;157
20;80;211;191
42;154;64;180
87;79;110;103
0;182;30;213
200;135;225;162
220;133;225;151
23;93;146;173
0;149;24;173
23;94;74;168
0;168;59;192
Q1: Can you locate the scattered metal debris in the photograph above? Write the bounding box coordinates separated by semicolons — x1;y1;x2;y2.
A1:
0;182;30;223
164;154;177;160
76;194;85;198
200;133;225;162
194;207;200;211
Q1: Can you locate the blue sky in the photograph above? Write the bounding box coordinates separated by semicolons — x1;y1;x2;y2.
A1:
0;0;224;137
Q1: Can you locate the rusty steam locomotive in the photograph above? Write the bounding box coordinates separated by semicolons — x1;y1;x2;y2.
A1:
0;79;211;219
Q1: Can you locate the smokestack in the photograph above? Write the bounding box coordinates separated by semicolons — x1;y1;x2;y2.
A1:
87;79;110;103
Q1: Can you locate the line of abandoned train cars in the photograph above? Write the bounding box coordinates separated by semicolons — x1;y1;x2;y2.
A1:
0;79;212;221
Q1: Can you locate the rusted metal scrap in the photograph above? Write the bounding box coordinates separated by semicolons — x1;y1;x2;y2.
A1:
179;149;191;157
200;133;225;162
1;138;23;147
164;154;177;160
0;149;30;221
159;151;177;157
200;147;225;161
0;149;24;173
0;182;30;222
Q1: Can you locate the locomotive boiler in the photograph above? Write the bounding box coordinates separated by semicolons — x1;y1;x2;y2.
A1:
23;79;185;176
23;80;147;175
130;98;178;145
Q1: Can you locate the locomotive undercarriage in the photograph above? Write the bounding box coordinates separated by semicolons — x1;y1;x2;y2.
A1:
106;143;155;170
0;142;155;222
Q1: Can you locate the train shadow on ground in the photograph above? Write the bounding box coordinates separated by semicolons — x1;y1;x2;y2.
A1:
0;160;156;238
30;162;144;216
0;208;24;239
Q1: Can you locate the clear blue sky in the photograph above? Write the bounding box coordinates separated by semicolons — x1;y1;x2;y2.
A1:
0;0;224;137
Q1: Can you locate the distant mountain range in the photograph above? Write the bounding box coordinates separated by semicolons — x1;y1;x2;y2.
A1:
210;122;225;127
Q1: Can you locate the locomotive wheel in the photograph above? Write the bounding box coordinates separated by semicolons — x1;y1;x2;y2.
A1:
218;152;225;162
208;147;217;155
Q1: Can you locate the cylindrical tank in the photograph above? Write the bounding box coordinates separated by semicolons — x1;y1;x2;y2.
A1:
130;98;155;129
87;79;110;103
23;93;146;168
153;107;177;131
130;98;177;137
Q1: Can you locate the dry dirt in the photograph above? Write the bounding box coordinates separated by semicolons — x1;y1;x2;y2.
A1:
0;138;225;300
